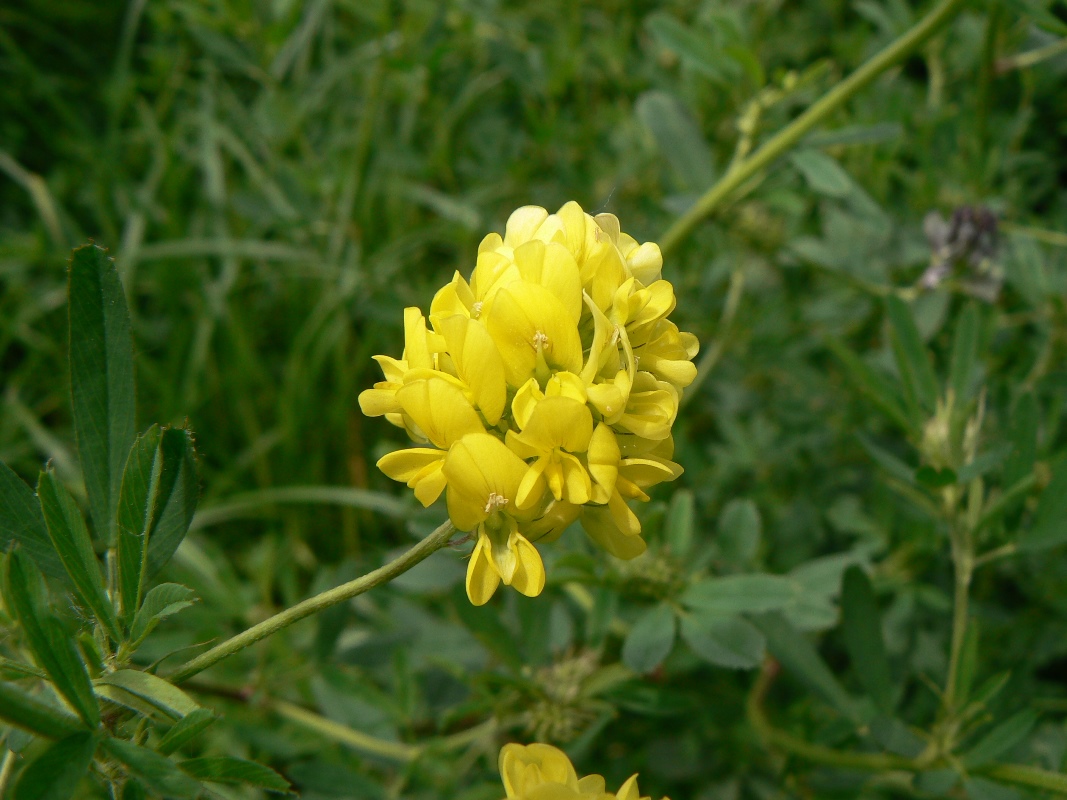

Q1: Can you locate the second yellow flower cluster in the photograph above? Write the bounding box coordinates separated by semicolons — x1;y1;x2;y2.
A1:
359;202;697;605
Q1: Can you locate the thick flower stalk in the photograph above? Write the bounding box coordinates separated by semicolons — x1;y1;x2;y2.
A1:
359;202;696;605
498;743;666;800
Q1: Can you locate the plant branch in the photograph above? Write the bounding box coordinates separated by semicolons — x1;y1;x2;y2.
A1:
748;660;1067;794
658;0;967;257
169;520;458;683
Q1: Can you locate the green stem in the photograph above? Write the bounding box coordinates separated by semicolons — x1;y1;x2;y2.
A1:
270;698;498;762
997;37;1067;73
169;521;457;683
749;660;1067;794
944;522;973;712
658;0;967;257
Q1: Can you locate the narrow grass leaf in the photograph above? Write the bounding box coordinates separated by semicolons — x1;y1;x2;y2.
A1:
680;613;765;669
949;303;980;401
129;583;197;645
622;603;677;673
179;757;292;792
37;470;120;640
102;738;201;798
1017;454;1067;552
963;709;1039;768
69;244;136;541
5;550;99;728
0;681;86;738
12;732;96;800
156;709;217;756
753;612;860;722
885;296;939;414
144;428;199;578
841;566;893;714
856;434;916;485
116;426;162;619
96;670;200;720
0;461;66;581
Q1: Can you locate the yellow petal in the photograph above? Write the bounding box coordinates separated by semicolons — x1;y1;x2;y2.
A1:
608;488;642;537
486;283;583;385
511;378;545;429
403;308;433;370
377;448;443;482
625;241;663;285
504;205;549;247
429;271;475;320
466;533;500;606
577;775;606;795
616;774;642;800
525;500;581;544
515;457;548;510
559;452;592;505
516;396;593;453
443;433;530;529
395;378;484;448
513;239;582;323
587;423;620;504
358;386;400;417
434;315;507;424
500;744;580;796
508;531;545;597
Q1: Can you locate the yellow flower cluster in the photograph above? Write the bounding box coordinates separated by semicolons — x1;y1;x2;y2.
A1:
498;743;666;800
359;202;697;605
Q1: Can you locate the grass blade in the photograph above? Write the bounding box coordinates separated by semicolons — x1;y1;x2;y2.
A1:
841;566;893;714
0;680;87;739
885;296;939;415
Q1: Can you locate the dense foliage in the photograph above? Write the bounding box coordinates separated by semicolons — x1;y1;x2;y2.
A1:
1;0;1066;798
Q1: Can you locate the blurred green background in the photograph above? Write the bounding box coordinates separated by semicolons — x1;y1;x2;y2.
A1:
2;0;1067;797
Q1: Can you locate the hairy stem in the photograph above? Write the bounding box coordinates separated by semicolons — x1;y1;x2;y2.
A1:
658;0;967;257
169;520;457;683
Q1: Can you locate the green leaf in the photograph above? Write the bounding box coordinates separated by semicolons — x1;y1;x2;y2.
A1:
753;612;859;722
116;426;162;619
143;428;199;578
680;613;765;669
1003;393;1037;489
664;490;695;556
12;732;96;800
885;296;939;415
69;244;136;541
179;757;291;792
1017;454;1067;551
156;708;217;756
841;567;892;714
129;583;197;645
916;465;957;488
634;90;716;192
622;603;677;673
681;574;793;615
962;708;1039;768
963;777;1023;800
644;14;738;84
0;461;66;581
717;499;761;565
949;303;981;401
790;149;854;198
36;470;120;641
826;338;911;432
856;433;916;485
957;444;1013;484
0;681;86;738
96;670;200;721
102;739;201;799
4;550;100;728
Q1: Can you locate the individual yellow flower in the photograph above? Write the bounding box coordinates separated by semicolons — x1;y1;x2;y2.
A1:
360;201;696;606
498;743;665;800
444;434;545;606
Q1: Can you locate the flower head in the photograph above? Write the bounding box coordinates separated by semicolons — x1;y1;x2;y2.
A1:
498;743;666;800
359;202;696;605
